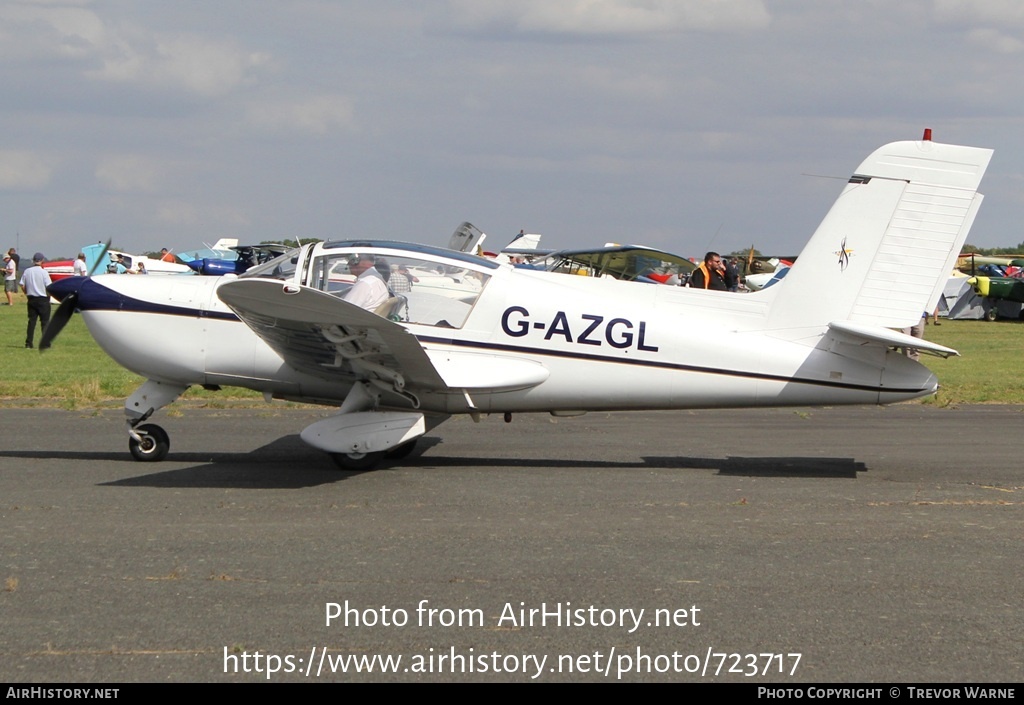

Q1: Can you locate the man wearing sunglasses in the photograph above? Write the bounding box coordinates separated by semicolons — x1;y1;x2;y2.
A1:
343;253;391;311
687;251;728;291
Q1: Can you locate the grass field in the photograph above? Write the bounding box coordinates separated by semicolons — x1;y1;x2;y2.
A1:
0;293;1021;407
0;294;264;409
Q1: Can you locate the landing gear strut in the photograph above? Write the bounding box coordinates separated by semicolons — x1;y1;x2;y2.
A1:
124;379;188;462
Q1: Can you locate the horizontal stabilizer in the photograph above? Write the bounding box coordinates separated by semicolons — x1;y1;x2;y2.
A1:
828;320;958;358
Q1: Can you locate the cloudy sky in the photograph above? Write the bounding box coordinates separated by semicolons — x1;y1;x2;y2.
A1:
2;0;1023;260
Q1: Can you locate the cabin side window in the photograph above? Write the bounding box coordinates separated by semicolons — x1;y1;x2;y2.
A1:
311;253;490;328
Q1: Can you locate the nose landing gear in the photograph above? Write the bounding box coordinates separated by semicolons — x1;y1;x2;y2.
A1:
128;423;170;462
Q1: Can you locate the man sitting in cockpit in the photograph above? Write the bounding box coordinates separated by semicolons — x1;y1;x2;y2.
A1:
342;253;390;311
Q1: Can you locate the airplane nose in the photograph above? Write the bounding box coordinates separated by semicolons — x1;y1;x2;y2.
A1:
47;275;88;302
41;276;94;350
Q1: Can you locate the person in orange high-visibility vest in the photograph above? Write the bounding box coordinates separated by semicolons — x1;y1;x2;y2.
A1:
688;251;728;290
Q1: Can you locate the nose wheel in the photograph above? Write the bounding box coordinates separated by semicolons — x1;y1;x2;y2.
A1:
129;423;170;462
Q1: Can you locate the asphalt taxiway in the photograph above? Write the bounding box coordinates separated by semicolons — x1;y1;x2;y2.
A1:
1;405;1021;682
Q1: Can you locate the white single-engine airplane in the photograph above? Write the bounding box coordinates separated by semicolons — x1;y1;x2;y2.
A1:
43;135;991;469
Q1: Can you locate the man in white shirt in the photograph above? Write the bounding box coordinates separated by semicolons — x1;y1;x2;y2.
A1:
342;254;390;311
3;254;15;305
19;252;53;348
73;253;88;277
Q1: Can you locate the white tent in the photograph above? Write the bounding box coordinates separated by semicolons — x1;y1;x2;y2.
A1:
940;275;1024;320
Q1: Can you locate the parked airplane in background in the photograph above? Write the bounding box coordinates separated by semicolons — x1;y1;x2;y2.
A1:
449;221;545;265
528;244;695;284
743;258;793;291
43;242;194;280
966;270;1024;320
42;134;991;469
40;258;79;282
956;253;1019;275
175;238;241;264
184;243;292;276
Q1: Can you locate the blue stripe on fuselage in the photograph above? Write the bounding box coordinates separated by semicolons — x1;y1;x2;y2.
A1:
64;277;239;321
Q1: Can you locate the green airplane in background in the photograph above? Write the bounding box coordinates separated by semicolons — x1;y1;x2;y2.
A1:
965;257;1024;321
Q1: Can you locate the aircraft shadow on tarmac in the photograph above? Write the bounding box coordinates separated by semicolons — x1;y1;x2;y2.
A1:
3;436;866;489
418;454;865;479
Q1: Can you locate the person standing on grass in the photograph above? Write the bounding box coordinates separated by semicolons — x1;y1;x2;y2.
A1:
3;254;16;305
19;252;52;349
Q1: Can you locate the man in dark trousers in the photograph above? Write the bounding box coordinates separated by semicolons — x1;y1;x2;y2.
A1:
688;251;728;291
724;257;741;292
19;252;52;349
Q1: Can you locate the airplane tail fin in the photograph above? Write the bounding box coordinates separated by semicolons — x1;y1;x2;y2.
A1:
765;137;992;330
508;232;542;251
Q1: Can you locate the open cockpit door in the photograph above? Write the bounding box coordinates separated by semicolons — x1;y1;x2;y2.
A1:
448;222;487;254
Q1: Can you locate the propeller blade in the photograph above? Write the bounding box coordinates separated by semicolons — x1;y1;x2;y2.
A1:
87;239;112;277
38;292;78;350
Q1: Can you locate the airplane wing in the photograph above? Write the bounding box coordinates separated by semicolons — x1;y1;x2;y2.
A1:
217;279;549;396
232;243;291;256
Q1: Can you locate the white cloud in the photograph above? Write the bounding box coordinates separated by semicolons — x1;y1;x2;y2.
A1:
446;0;771;35
87;32;271;96
0;2;270;96
0;151;53;190
246;94;357;135
931;0;1024;54
0;2;107;61
95;155;164;193
965;27;1024;53
932;0;1024;26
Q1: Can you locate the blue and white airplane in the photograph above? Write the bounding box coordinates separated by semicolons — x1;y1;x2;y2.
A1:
43;134;992;469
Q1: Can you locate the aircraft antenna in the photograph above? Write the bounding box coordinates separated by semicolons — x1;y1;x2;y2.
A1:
703;222;724;253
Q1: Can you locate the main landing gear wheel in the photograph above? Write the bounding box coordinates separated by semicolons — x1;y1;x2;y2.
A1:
330;450;385;471
129;423;170;462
